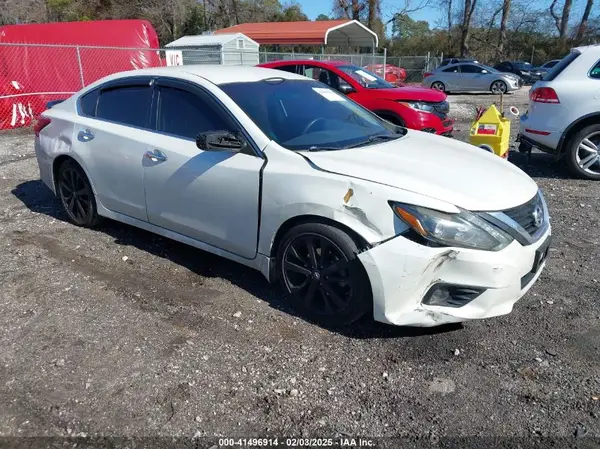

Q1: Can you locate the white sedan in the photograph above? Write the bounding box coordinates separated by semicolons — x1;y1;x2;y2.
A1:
35;65;551;327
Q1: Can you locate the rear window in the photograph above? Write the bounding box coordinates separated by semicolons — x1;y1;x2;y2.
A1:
96;86;152;128
590;60;600;79
543;52;580;81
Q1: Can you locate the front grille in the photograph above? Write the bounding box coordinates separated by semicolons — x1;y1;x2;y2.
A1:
432;101;449;119
503;193;545;235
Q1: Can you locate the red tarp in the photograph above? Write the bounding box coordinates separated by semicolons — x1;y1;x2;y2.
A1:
0;20;161;129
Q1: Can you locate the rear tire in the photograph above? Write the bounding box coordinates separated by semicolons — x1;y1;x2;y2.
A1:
275;222;372;327
57;159;102;227
431;81;446;93
564;124;600;180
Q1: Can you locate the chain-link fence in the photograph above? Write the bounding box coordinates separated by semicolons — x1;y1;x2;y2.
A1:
0;43;441;129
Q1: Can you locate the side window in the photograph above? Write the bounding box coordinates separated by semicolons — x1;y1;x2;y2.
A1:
157;86;231;140
443;66;459;73
459;64;476;73
275;64;298;74
79;89;100;117
495;63;509;71
96;85;152;128
302;65;320;80
589;60;600;79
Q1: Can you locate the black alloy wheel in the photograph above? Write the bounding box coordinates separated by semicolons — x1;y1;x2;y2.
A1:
57;160;101;227
277;223;372;326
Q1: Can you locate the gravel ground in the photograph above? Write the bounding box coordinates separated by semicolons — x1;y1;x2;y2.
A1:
1;88;599;448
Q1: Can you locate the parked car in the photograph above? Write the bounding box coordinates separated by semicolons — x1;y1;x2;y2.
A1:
535;59;563;78
439;58;479;68
423;62;521;94
494;61;543;84
518;45;600;180
35;65;551;327
363;63;407;85
259;60;453;136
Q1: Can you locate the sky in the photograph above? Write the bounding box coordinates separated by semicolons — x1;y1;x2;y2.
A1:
298;0;590;33
299;0;446;27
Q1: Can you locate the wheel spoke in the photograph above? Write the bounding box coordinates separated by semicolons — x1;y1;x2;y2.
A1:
284;261;311;276
580;139;599;153
580;153;598;169
321;282;346;309
324;275;347;285
68;195;76;213
322;259;349;276
319;239;330;266
75;199;86;219
74;187;88;196
59;181;72;194
307;239;318;269
304;280;318;305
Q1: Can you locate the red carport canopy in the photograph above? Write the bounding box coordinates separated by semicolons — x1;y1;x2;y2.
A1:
213;20;378;47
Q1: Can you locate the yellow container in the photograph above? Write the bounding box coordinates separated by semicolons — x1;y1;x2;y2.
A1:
469;104;510;158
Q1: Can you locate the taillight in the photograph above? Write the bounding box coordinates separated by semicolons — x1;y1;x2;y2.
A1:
530;87;560;103
424;72;433;78
34;117;51;137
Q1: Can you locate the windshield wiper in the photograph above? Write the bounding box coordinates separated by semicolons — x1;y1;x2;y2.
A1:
347;133;402;148
302;146;345;152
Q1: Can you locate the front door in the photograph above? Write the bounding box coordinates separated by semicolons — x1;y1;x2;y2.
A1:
142;78;263;259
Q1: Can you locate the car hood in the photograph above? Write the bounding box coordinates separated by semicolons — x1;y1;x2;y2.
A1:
303;131;538;212
368;86;446;102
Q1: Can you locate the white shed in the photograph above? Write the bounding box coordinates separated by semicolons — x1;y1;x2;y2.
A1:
165;33;260;66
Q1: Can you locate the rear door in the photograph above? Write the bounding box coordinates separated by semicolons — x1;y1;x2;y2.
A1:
73;77;155;221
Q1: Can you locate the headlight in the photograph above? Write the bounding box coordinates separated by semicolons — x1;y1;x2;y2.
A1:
399;101;435;113
391;202;513;251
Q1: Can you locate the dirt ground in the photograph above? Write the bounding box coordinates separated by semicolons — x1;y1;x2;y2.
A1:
1;87;600;447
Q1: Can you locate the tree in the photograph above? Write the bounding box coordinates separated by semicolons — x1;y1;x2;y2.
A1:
497;0;511;58
459;0;477;56
550;0;572;40
575;0;594;44
315;13;330;20
391;13;430;39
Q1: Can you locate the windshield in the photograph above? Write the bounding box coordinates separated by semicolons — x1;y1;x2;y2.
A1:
337;65;395;89
220;79;402;151
514;62;532;70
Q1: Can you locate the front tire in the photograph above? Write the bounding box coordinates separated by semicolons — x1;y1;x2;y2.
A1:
490;80;507;94
565;124;600;180
57;159;101;227
276;223;372;327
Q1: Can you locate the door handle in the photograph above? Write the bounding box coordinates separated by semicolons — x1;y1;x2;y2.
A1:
77;129;95;142
144;149;167;162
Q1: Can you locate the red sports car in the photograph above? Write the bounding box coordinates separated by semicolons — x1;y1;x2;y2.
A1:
258;59;453;136
364;63;407;85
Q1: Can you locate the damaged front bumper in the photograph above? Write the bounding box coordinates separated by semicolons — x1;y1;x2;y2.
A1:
358;228;551;327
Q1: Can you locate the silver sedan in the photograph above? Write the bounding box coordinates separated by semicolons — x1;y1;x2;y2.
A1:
423;63;521;94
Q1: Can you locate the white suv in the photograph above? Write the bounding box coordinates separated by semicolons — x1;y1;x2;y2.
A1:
518;44;600;180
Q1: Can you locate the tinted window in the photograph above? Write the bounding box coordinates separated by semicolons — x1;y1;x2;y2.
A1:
514;62;532;70
495;63;510;71
96;86;152;128
459;64;483;73
220;79;400;151
79;89;100;117
275;64;298;74
543;52;580;81
544;60;559;69
443;66;459;73
157;86;230;139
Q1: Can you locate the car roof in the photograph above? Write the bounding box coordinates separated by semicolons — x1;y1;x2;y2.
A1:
263;59;352;67
88;65;309;86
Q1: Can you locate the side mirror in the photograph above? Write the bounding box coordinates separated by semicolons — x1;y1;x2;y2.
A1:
196;130;247;152
338;83;355;94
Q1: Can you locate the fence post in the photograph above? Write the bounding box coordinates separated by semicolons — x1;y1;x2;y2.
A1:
76;45;85;88
426;52;430;72
383;48;387;78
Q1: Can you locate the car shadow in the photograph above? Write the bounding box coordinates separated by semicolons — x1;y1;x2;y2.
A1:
12;180;462;340
508;150;573;180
